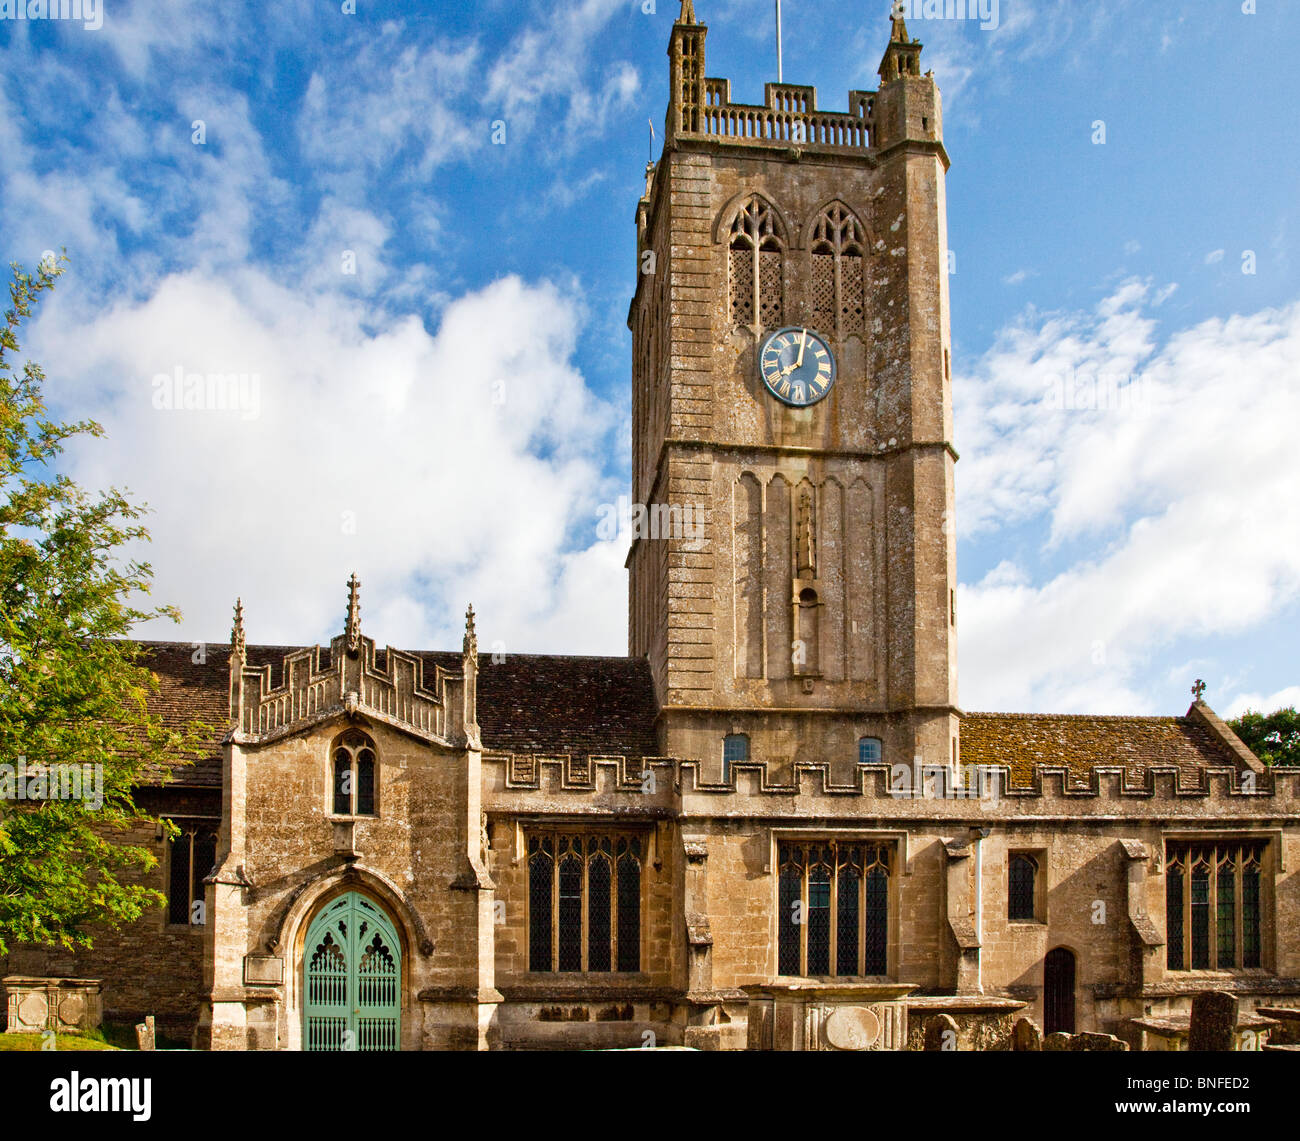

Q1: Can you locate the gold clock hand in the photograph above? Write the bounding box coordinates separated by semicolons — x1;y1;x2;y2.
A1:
796;328;808;368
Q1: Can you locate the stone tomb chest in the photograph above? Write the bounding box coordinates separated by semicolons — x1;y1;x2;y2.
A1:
744;982;917;1051
3;976;104;1034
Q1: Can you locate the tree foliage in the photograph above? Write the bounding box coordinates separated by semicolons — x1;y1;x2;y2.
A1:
0;256;207;954
1230;706;1300;768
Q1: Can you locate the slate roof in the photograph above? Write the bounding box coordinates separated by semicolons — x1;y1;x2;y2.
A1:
133;642;1253;791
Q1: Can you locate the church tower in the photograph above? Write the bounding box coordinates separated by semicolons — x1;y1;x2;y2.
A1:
628;5;959;779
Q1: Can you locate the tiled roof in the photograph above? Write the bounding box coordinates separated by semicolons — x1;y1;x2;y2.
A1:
137;641;660;788
959;711;1245;786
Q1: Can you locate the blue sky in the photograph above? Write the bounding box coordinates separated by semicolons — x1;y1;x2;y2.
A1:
2;0;1297;718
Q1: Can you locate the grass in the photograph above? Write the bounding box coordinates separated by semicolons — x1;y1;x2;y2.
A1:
0;1030;120;1051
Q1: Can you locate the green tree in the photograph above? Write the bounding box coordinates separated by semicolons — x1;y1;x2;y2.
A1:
1230;706;1300;768
0;256;207;954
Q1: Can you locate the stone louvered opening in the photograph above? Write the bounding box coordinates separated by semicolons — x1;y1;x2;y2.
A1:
810;202;867;338
728;197;784;329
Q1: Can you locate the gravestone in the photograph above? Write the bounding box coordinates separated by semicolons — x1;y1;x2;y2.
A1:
1042;1032;1072;1051
1011;1017;1042;1051
1070;1032;1127;1051
135;1015;156;1051
923;1013;959;1051
1189;991;1238;1052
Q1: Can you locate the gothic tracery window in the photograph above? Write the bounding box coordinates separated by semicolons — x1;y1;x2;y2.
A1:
778;841;889;977
728;196;784;329
528;833;642;973
810;202;867;337
1165;841;1264;971
331;729;377;816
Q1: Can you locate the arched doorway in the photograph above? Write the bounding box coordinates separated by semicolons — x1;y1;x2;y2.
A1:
1043;946;1076;1035
303;892;401;1051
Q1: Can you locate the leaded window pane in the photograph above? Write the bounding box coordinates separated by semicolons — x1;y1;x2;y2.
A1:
858;737;882;765
588;853;612;972
1243;863;1261;968
1216;861;1236;968
1190;863;1211;969
865;864;888;974
558;851;583;971
333;749;351;815
778;852;801;976
806;852;833;976
168;832;191;925
355;749;375;816
616;847;641;973
528;842;552;972
1166;862;1184;970
1009;854;1036;921
836;857;860;977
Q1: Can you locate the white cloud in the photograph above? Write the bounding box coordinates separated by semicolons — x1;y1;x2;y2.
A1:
1205;249;1226;265
1224;687;1300;720
33;271;628;656
956;285;1300;713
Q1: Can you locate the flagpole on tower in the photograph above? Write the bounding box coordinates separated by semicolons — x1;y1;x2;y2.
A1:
775;0;783;82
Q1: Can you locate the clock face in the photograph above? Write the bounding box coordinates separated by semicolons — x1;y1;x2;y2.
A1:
758;326;837;407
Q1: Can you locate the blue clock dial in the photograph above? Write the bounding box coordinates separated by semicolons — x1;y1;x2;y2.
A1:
758;327;837;407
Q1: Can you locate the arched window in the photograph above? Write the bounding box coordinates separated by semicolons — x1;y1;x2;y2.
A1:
723;733;750;781
1008;853;1037;921
858;736;883;765
167;823;218;926
779;841;891;977
728;197;784;329
330;729;377;816
810;202;867;337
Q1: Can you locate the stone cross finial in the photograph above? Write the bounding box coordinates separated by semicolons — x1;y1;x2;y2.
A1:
231;598;246;657
345;573;361;655
679;0;696;24
464;604;478;658
1192;678;1207;701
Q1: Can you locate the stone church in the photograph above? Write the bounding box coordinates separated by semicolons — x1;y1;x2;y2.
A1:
5;4;1298;1050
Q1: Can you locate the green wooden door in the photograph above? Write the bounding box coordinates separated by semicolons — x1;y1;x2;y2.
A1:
304;892;401;1050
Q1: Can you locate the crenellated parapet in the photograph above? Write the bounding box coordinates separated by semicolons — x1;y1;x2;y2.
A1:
226;578;477;749
481;753;1300;822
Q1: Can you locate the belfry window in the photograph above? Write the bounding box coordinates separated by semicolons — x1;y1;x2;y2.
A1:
1165;841;1264;971
528;833;642;974
858;737;883;765
728;196;784;329
167;823;218;926
778;841;890;977
331;729;377;816
810;202;867;337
